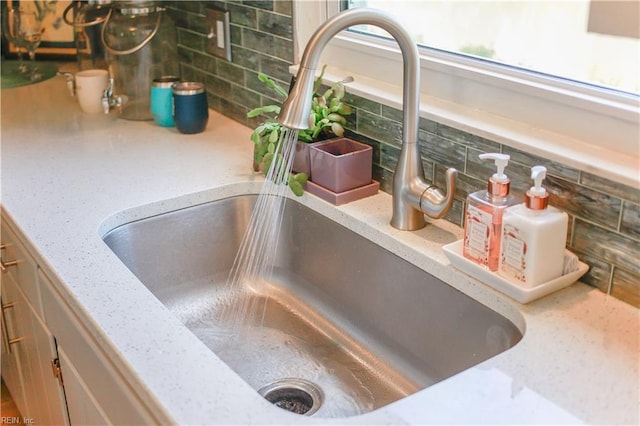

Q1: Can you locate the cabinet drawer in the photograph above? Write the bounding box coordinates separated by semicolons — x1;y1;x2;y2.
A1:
1;219;42;318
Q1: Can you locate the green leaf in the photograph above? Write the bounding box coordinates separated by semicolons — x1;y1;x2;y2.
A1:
313;64;328;94
331;122;345;137
247;104;281;118
337;103;352;115
293;172;308;184
257;73;289;99
251;133;261;145
268;129;279;143
327;113;346;124
333;82;345;101
262;152;274;176
298;131;313;143
288;179;304;196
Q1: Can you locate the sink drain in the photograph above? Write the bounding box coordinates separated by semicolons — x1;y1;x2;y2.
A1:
258;378;323;416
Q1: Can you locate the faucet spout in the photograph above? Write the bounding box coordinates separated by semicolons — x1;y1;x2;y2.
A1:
278;8;456;230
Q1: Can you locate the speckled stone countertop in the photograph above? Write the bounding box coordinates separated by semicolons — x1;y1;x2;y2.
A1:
1;75;638;425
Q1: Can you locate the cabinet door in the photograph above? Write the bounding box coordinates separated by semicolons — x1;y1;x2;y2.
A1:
30;313;70;426
57;346;111;426
1;270;31;417
1;271;70;425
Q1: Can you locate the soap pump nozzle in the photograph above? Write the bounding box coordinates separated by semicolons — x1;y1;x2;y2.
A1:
479;153;511;196
526;165;550;210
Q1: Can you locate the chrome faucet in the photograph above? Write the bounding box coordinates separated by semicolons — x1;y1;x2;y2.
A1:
277;8;457;230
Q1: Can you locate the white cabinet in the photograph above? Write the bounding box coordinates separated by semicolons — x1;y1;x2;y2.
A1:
2;217;162;425
39;269;160;426
1;265;30;417
1;222;69;425
57;346;110;426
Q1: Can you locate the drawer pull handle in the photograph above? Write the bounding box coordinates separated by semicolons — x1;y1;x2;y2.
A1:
0;244;18;273
0;300;22;353
0;258;18;272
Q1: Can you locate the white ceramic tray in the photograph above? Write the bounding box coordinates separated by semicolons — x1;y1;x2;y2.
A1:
442;240;589;304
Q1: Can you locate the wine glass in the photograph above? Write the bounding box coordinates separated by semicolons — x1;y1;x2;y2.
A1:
2;6;28;74
15;9;44;81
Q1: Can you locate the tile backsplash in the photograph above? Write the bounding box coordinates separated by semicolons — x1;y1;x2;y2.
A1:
168;1;639;308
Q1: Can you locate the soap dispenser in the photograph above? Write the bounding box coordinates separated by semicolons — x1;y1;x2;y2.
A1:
499;166;568;287
463;153;521;271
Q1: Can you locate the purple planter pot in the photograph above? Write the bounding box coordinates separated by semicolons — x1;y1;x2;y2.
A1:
309;138;373;193
291;141;321;178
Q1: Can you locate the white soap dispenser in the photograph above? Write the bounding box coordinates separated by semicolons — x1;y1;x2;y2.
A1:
499;166;569;287
463;153;521;271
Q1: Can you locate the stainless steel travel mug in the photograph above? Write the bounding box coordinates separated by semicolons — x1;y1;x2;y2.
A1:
173;82;208;134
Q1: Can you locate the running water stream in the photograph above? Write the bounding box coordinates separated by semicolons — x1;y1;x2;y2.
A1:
220;127;300;329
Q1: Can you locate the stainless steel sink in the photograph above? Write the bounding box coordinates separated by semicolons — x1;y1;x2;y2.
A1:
103;195;522;418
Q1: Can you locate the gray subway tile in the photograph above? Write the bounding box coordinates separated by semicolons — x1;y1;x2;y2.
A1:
581;171;640;204
380;141;401;173
620;201;640;240
438;123;500;153
217;61;246;85
172;1;202;14
244;1;274;12
380;105;438;134
205;74;232;100
272;36;294;62
611;266;640;308
231;85;261;109
547;177;621;231
444;198;465;228
502;145;580;182
230;25;243;46
218;97;251;126
357;110;402;147
231;45;261;70
573;219;640;276
273;0;292;16
178;28;205;51
346;94;381;115
191;51;217;74
242;27;275;55
418;131;466;172
228;3;258;28
257;10;292;39
374;166;394;194
573;251;612;293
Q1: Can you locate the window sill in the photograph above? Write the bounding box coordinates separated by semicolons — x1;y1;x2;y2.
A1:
293;64;638;188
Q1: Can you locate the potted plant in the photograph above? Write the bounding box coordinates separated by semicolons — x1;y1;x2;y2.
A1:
247;66;353;195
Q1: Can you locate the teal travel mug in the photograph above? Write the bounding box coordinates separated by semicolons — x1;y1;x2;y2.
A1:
150;76;180;127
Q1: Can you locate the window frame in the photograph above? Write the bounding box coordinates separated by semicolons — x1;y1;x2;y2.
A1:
292;0;639;187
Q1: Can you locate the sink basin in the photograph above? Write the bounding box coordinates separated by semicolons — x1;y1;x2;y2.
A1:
103;195;522;418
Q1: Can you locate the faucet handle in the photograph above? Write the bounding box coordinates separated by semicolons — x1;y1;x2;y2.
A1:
420;168;457;220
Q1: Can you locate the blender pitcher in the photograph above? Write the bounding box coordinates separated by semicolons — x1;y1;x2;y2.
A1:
101;1;179;120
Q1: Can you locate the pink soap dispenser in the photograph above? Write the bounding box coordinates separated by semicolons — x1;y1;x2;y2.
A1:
463;153;521;271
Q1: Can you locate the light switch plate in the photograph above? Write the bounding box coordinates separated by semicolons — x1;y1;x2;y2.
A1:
205;7;232;61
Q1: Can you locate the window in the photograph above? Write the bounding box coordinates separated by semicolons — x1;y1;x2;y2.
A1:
348;0;639;94
293;0;639;186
